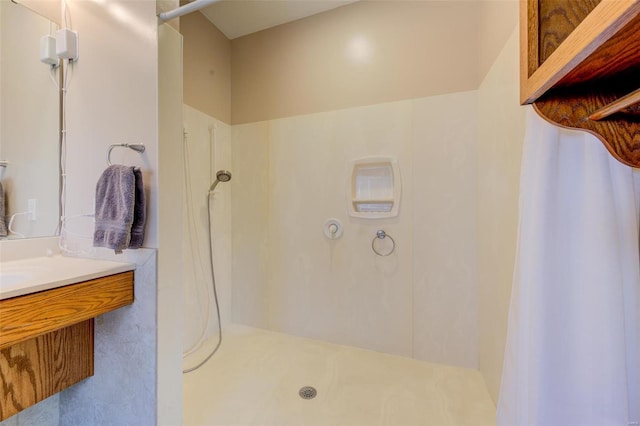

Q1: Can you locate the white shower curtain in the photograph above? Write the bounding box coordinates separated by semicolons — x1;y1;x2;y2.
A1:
497;108;640;426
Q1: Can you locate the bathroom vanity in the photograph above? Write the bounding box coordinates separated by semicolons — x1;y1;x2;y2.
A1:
0;255;135;421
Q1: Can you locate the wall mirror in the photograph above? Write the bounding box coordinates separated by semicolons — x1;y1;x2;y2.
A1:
1;0;61;239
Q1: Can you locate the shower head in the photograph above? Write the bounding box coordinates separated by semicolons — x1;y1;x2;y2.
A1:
216;170;232;182
209;170;232;192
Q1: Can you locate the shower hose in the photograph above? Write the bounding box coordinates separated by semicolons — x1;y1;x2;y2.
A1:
182;131;223;374
182;190;223;374
182;191;222;374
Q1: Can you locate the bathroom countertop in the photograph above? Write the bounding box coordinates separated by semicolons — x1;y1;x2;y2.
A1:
0;255;135;300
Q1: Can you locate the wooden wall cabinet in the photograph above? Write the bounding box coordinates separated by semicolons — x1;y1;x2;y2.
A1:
0;271;134;421
521;0;640;167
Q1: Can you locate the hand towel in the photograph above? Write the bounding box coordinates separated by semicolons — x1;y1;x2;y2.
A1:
0;181;6;238
93;165;136;253
128;167;146;249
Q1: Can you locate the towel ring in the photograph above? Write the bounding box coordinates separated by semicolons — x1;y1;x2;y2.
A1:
107;143;146;166
372;229;395;256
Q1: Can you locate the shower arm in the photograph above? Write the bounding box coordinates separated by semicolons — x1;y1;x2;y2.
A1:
158;0;222;22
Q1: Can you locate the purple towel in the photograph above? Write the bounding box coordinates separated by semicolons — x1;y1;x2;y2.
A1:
128;167;146;249
93;165;145;253
0;181;6;238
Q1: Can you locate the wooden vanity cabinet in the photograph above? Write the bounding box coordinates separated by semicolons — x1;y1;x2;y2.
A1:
0;271;134;421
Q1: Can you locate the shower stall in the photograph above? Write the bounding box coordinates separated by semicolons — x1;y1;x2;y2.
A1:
158;0;525;424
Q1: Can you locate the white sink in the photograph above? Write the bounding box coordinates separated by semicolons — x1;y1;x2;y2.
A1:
0;255;134;300
0;272;32;287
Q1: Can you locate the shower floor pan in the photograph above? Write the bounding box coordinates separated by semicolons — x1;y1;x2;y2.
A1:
183;324;495;426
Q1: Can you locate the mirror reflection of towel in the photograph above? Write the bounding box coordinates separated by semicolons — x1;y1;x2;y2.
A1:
93;165;145;253
0;181;6;237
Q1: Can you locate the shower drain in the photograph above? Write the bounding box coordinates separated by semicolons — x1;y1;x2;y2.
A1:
298;386;317;400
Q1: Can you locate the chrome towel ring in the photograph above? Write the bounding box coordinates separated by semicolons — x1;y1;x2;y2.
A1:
107;143;146;166
372;229;395;256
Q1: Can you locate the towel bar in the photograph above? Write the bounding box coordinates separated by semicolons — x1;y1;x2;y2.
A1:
0;160;8;168
372;229;395;256
106;144;145;166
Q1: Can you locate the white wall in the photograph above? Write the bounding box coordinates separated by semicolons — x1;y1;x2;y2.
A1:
232;91;479;368
157;21;183;426
0;1;59;238
61;0;158;248
477;28;527;402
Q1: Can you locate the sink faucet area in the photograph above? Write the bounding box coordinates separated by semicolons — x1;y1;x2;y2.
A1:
0;254;134;300
0;236;135;299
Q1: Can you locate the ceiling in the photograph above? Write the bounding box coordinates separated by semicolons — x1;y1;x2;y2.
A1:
198;0;359;40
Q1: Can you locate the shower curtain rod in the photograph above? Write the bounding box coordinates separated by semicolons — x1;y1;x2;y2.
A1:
158;0;221;22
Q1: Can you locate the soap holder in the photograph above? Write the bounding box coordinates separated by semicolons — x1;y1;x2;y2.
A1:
348;157;401;219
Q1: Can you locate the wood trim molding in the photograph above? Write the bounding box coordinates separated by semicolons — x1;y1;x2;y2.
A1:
534;86;640;167
520;0;532;92
589;88;640;121
521;0;640;167
526;0;539;78
0;271;134;350
521;0;640;104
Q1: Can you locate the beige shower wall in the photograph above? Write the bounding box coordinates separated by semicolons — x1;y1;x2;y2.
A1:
231;91;480;368
477;26;526;403
230;1;482;124
181;11;231;124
